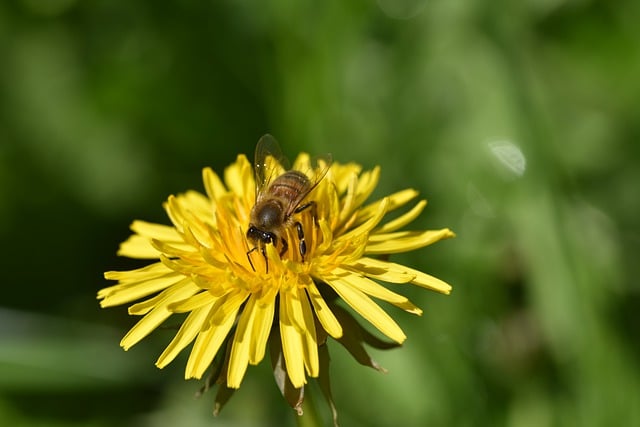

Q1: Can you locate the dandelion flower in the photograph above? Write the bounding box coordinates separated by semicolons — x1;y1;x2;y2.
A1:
99;136;454;421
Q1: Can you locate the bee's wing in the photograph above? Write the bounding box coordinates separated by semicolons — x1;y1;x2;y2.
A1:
308;153;333;189
254;134;289;201
287;152;333;215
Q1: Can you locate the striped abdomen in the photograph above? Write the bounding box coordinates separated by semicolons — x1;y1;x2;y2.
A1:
268;170;312;204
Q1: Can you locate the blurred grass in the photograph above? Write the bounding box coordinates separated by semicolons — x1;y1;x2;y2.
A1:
1;0;639;426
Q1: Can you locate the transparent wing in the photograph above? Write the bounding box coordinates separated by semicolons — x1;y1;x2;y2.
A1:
284;152;333;217
254;134;289;201
307;153;333;189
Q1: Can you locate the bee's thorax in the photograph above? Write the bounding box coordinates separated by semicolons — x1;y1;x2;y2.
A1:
252;199;284;230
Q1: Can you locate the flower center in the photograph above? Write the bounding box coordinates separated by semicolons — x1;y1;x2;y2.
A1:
243;206;324;274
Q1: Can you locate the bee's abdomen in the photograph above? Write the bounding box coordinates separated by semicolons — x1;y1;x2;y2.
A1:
269;170;311;200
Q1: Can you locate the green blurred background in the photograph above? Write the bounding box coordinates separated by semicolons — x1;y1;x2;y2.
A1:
1;0;639;426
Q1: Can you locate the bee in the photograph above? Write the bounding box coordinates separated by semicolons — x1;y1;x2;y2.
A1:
246;134;332;272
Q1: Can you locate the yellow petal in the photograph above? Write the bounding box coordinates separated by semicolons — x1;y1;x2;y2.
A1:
183;220;216;251
292;152;311;171
314;219;334;255
182;214;216;250
203;167;227;201
284;283;306;332
240;155;256;201
103;262;171;283
227;290;277;387
156;304;213;368
279;291;306;388
168;290;218;313
333;197;389;246
366;228;455;254
208;290;249;327
164;195;186;233
225;154;253;198
198;245;229;270
150;238;197;258
305;279;343;339
127;278;196;316
102;266;172;287
185;291;248;380
337;172;358;226
353;166;380;207
331;268;422;315
265;242;285;271
227;295;257;388
159;255;211;276
99;273;183;307
184;313;234;380
324;276;406;343
181;190;213;221
282;285;318;377
355;189;418;224
117;235;160;259
331;162;362;193
298;287;319;377
342;257;415;284
249;291;277;365
407;267;453;295
374;200;427;234
182;220;213;251
165;194;214;245
324;176;343;230
120;278;200;350
130;220;183;242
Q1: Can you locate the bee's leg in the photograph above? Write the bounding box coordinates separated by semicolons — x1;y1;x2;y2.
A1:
261;246;269;274
246;246;258;272
295;201;318;225
247;245;270;273
280;236;288;258
295;221;307;260
294;201;316;214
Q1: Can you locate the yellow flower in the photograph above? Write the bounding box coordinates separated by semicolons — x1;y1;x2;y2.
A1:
99;141;454;419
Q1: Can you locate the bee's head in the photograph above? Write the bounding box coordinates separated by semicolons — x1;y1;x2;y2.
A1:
246;224;277;245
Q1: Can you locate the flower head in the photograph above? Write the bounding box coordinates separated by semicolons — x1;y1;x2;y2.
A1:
99;138;454;420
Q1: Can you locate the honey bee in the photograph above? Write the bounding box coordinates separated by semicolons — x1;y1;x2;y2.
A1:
246;134;332;272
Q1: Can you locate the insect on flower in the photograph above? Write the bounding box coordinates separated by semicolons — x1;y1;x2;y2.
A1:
100;134;455;425
246;135;332;272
